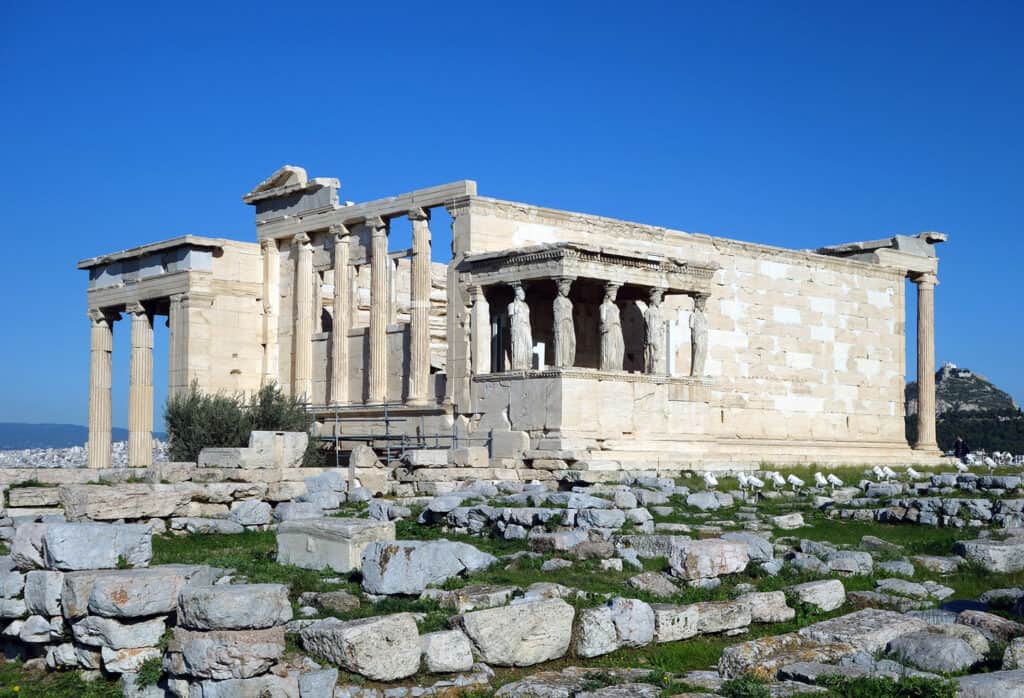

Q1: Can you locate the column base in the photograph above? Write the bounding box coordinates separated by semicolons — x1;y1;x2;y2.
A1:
404;398;432;407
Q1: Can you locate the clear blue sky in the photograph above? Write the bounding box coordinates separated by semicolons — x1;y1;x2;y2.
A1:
1;1;1021;429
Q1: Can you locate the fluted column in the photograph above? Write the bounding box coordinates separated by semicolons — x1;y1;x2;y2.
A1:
407;208;432;405
367;216;389;403
261;238;280;386
469;285;491;375
330;225;351;404
87;309;115;469
913;272;939;451
128;302;153;467
292;233;313;401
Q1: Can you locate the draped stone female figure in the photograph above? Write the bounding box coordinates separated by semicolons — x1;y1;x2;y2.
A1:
508;283;533;370
553;278;576;368
599;284;624;371
690;293;708;376
644;288;666;375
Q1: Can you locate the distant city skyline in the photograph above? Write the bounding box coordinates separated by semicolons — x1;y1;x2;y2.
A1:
1;1;1021;428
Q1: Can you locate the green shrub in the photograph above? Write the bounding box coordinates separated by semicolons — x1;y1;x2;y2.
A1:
165;381;315;462
165;383;249;462
248;383;314;433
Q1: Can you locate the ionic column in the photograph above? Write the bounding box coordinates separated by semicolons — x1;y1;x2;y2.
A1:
469;285;491;375
87;309;115;469
292;233;313;401
127;302;154;467
330;225;351;404
261;238;280;386
913;272;939;451
367;216;389;403
407;208;432;405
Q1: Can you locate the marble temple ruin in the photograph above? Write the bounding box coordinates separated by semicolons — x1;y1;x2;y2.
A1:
78;165;949;473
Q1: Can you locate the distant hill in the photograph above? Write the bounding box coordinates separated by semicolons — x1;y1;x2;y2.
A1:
905;364;1024;453
906;363;1019;416
0;423;166;450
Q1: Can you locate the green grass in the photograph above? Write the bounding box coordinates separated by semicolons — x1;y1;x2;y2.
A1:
0;660;123;698
151;530;344;598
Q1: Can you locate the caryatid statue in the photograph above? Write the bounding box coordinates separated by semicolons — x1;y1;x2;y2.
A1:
553;278;576;368
508;282;533;370
644;287;667;375
599;283;624;371
690;293;709;377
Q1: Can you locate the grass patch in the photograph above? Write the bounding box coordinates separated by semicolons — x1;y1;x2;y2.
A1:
0;659;123;698
150;530;346;599
817;674;956;697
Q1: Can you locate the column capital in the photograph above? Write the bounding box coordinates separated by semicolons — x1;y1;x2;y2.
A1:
467;284;485;302
125;301;148;316
88;308;118;324
407;207;430;222
364;216;387;233
648;287;666;305
260;237;278;252
292;232;311;246
330;223;352;241
912;272;938;287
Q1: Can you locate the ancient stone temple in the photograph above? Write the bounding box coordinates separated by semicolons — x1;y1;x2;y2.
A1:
80;165;949;472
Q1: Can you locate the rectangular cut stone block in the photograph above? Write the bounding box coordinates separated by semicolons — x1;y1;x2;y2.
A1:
797;608;928;654
59;484;191;521
276;518;394;573
490;431;530;459
248;431;308;469
198;448;273;469
43;523;152;571
7;487;61;508
448;447;489;468
404;450;448;467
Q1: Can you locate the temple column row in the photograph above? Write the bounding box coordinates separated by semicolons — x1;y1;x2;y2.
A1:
291;209;433;407
86;303;156;469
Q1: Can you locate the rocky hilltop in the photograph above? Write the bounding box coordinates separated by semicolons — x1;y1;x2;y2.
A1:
906;363;1019;416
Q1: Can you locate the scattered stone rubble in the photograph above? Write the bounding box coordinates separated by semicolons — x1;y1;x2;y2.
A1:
5;441;1024;695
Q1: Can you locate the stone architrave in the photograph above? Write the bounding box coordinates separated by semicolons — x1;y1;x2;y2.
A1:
508;282;532;371
599;283;624;371
690;293;709;377
407;208;432;405
127;302;154;467
644;288;667;375
87;309;115;469
292;233;313;401
913;272;939;451
330;225;351;405
552;277;575;368
367;216;389;403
